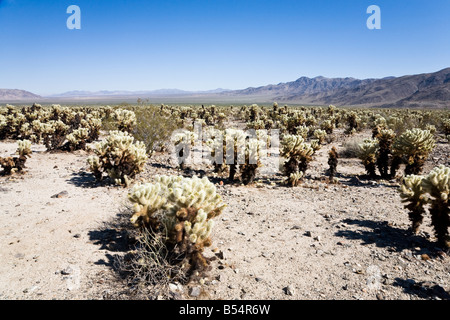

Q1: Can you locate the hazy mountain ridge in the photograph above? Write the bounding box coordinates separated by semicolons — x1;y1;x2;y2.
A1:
1;68;449;108
0;89;41;101
221;68;450;108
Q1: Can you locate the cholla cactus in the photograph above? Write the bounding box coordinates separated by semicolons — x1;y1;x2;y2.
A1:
112;108;137;133
128;175;226;273
66;127;90;151
392;128;435;175
240;137;266;185
327;146;338;180
88;130;147;186
172;130;198;170
224;128;246;182
357;138;379;178
42;120;70;151
320;119;335;134
287;171;303;187
399;175;427;234
0;114;7;139
296;125;309;139
313;129;327;145
17;139;32;157
0;140;32;175
374;128;396;179
421;165;449;248
280;134;314;177
345;111;360;134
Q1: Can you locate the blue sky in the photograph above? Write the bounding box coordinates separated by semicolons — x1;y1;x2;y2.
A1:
0;0;449;95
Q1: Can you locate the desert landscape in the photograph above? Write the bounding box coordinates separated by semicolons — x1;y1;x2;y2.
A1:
0;103;448;300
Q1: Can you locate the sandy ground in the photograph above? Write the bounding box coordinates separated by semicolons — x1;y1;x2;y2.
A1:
0;130;449;300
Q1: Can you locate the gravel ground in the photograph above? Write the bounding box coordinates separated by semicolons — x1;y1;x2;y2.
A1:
0;130;448;300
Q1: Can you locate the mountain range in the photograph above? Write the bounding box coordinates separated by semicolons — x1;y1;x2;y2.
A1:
1;67;449;108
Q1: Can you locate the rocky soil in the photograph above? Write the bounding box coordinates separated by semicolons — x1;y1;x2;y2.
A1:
0;130;449;300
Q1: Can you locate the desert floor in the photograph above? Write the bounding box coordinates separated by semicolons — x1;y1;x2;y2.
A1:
0;130;449;300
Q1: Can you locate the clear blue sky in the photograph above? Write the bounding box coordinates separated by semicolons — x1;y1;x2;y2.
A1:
0;0;449;95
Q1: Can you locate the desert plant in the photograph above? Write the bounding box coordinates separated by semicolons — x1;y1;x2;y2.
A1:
112;108;137;133
87;130;147;186
421;165;450;248
313;129;327;145
280;134;314;177
128;175;226;278
0;140;32;175
357;138;379;178
374;128;396;179
399;175;428;234
66;127;90;151
392;128;435;175
327;146;338;180
287;171;303;187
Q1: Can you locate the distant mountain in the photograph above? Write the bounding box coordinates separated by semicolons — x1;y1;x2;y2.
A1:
50;88;230;98
218;68;450;108
0;89;41;101
2;68;449;108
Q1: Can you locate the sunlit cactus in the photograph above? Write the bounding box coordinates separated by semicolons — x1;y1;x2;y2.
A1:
66;127;90;151
128;175;226;274
421;165;450;248
287;171;303;187
357;138;379;178
88;130;147;186
399;175;428;234
112;108;137;133
374;128;396;179
313;129;327;145
281;134;314;177
392;128;435;175
327;146;338;180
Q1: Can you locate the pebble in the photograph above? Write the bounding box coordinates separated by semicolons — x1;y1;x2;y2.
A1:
284;285;295;296
51;191;69;198
189;286;201;297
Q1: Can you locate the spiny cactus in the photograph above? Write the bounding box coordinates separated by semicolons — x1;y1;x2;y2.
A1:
287;171;303;187
392;128;435;175
66;127;90;151
327;146;338;180
357;138;379;178
87;130;147;186
280;134;314;177
374;128;396;179
128;175;226;275
421;165;449;248
399;175;427;234
0;140;32;175
313;129;327;145
112;108;137;133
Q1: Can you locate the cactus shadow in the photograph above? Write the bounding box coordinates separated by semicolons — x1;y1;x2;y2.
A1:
66;171;108;188
335;218;434;252
88;211;134;270
392;278;450;300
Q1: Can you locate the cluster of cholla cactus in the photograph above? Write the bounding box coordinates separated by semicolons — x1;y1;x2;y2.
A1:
399;165;449;248
0;140;32;175
0;104;106;152
128;175;227;276
280;134;315;184
87;130;147;186
392;128;435;176
112;108;137;133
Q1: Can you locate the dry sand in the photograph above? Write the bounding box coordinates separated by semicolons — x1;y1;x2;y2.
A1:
0;131;449;300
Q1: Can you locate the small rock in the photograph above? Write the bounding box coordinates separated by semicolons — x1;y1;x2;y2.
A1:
61;266;73;275
169;283;178;292
284;285;295;296
73;234;81;238
304;231;312;237
51;191;69;199
255;277;263;282
314;236;321;241
421;254;431;261
189;286;201;297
